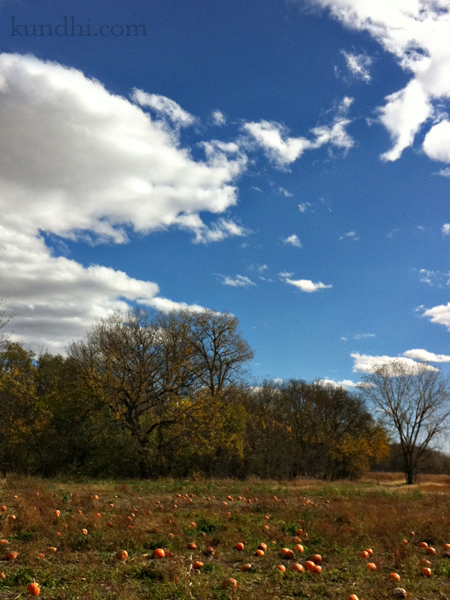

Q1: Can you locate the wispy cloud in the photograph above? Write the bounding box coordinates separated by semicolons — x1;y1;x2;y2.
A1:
219;274;256;287
340;50;372;82
280;273;332;293
354;333;375;340
340;231;359;240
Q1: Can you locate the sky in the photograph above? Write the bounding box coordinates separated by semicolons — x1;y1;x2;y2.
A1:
1;0;450;387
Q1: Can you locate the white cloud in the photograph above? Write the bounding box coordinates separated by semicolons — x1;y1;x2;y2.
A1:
341;337;348;341
341;50;372;82
273;377;284;384
305;0;450;163
422;302;450;330
340;230;359;240
0;53;252;350
437;167;450;177
130;88;196;127
279;187;294;197
318;378;358;389
298;202;312;213
403;349;450;362
423;119;450;163
219;275;256;287
442;224;450;235
351;352;438;374
354;333;375;339
212;110;226;126
243;97;354;168
282;234;302;248
283;277;332;293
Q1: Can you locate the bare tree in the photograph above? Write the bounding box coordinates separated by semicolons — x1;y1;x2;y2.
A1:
358;360;450;484
182;310;254;398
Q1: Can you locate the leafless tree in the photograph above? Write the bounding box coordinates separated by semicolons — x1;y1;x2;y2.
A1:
358;360;450;484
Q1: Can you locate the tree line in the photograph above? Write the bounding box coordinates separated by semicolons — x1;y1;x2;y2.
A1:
0;308;448;483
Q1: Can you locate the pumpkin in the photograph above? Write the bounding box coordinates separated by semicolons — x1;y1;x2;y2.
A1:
311;554;322;564
292;563;305;572
297;528;303;536
445;543;450;551
0;572;5;579
27;582;40;596
393;589;407;599
421;559;431;567
0;506;6;511
389;573;401;581
56;532;61;537
187;543;197;550
235;542;245;551
276;564;286;572
193;561;203;569
189;522;196;528
426;546;436;555
38;553;45;559
294;544;304;552
82;529;88;535
359;550;369;559
305;560;315;571
402;539;408;545
6;552;17;560
166;551;174;558
367;563;377;571
153;548;165;559
311;564;322;574
365;548;373;556
55;510;60;517
421;567;432;577
116;550;128;561
347;595;359;600
255;549;265;556
49;547;57;553
241;563;252;571
419;541;428;548
222;578;237;588
0;540;8;544
409;531;415;537
168;533;174;539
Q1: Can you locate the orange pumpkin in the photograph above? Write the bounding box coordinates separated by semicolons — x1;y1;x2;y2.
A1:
389;573;401;581
347;595;359;600
0;572;5;579
241;563;252;571
193;561;203;569
426;547;436;555
311;564;322;574
0;506;6;511
311;554;322;564
235;542;245;551
421;567;432;577
305;560;315;571
255;549;265;556
27;582;40;596
419;541;428;548
294;544;304;552
6;552;17;560
367;563;377;571
277;564;286;572
222;578;237;588
153;548;165;559
116;550;128;561
292;563;305;573
187;542;197;550
82;529;88;535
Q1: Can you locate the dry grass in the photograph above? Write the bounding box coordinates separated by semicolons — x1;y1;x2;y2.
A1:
1;475;450;599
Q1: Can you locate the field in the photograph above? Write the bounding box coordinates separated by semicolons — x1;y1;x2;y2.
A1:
1;474;450;599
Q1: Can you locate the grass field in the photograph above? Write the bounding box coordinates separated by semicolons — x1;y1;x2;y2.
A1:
1;474;450;599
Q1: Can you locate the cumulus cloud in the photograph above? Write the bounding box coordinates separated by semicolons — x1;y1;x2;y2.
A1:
0;53;251;350
422;302;450;330
282;234;302;247
341;50;372;82
280;273;332;293
442;224;450;235
130;89;196;127
305;0;450;163
219;275;256;287
243;97;354;168
403;348;450;362
351;352;438;373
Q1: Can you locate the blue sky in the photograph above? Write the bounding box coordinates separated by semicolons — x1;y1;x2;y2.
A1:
1;0;450;387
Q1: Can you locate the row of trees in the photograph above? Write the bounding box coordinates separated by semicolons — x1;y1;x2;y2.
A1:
0;308;449;483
